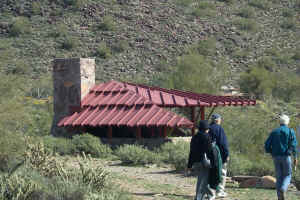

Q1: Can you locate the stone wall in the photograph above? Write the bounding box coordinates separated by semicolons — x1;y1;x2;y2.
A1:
51;58;95;136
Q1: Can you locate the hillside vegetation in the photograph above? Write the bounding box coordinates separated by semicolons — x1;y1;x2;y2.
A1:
0;0;300;199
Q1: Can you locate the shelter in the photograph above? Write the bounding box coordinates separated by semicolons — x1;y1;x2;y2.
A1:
58;80;256;139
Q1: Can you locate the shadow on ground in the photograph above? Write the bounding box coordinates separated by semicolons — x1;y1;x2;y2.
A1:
132;192;193;199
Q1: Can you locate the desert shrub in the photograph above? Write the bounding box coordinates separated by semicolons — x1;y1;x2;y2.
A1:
0;173;40;200
239;66;275;99
31;2;42;15
280;18;298;30
112;40;129;53
78;153;109;191
0;132;25;172
49;23;68;38
63;0;86;8
115;144;160;165
248;0;270;10
72;134;113;158
175;0;193;7
10;17;31;37
192;1;216;17
159;141;190;171
257;56;276;72
24;139;68;178
165;54;226;94
292;50;300;61
237;7;255;18
97;16;116;31
95;42;112;59
234;18;258;32
43;136;75;155
295;0;300;11
281;8;294;18
228;153;274;177
217;0;235;3
61;36;78;50
189;37;216;56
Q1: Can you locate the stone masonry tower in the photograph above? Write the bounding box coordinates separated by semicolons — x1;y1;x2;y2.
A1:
51;58;95;136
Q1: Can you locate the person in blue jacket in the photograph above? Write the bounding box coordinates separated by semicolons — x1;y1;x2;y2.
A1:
209;114;229;198
265;114;298;200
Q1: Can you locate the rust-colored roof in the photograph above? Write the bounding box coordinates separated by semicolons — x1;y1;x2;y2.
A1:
58;80;256;128
122;82;256;107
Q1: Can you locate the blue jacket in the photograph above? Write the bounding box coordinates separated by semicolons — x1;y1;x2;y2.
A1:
209;123;229;163
264;125;298;157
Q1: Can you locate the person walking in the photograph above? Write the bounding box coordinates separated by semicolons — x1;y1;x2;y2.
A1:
209;114;229;198
264;114;298;200
187;120;222;200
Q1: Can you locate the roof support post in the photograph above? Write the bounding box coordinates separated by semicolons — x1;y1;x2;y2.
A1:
107;126;112;138
151;127;155;137
200;106;205;120
159;127;162;137
163;127;167;138
191;107;196;136
136;127;142;139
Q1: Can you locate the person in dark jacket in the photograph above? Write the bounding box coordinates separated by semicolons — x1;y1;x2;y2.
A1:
209;114;229;198
187;120;222;200
264;114;298;200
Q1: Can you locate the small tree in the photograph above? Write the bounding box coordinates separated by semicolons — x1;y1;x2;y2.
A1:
239;66;275;99
165;54;225;94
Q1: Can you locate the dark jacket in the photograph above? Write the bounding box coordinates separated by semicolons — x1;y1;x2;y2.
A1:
187;131;222;189
209;123;229;163
187;131;213;169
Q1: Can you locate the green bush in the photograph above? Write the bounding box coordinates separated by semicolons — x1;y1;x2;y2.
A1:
159;141;190;171
97;16;116;31
43;136;75;155
115;144;160;165
166;54;219;94
257;56;276;72
281;8;294;18
175;0;193;7
280;18;298;30
292;50;300;60
10;17;31;37
112;40;129;53
31;2;42;15
49;23;68;38
72;134;112;158
189;37;217;56
227;153;274;177
248;0;270;10
237;7;255;18
234;18;258;32
0;132;25;172
61;36;78;50
192;1;216;17
95;42;112;59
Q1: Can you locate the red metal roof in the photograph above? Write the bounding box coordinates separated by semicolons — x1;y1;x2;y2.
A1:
59;82;194;128
122;82;256;107
58;80;256;128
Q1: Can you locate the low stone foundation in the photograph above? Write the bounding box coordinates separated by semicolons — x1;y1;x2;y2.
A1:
100;137;192;149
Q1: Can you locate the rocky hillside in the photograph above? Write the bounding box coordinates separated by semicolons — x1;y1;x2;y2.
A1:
0;0;299;84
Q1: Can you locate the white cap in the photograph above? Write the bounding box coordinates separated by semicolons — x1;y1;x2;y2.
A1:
279;114;290;125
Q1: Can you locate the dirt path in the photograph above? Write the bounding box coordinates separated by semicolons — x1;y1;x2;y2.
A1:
64;157;300;200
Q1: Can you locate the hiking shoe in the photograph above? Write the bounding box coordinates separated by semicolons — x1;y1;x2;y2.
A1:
216;191;227;198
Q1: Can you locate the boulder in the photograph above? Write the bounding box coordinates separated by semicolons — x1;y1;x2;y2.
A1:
261;176;276;189
239;177;261;188
239;176;276;189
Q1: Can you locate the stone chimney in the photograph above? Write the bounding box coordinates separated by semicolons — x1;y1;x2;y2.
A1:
51;58;95;136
